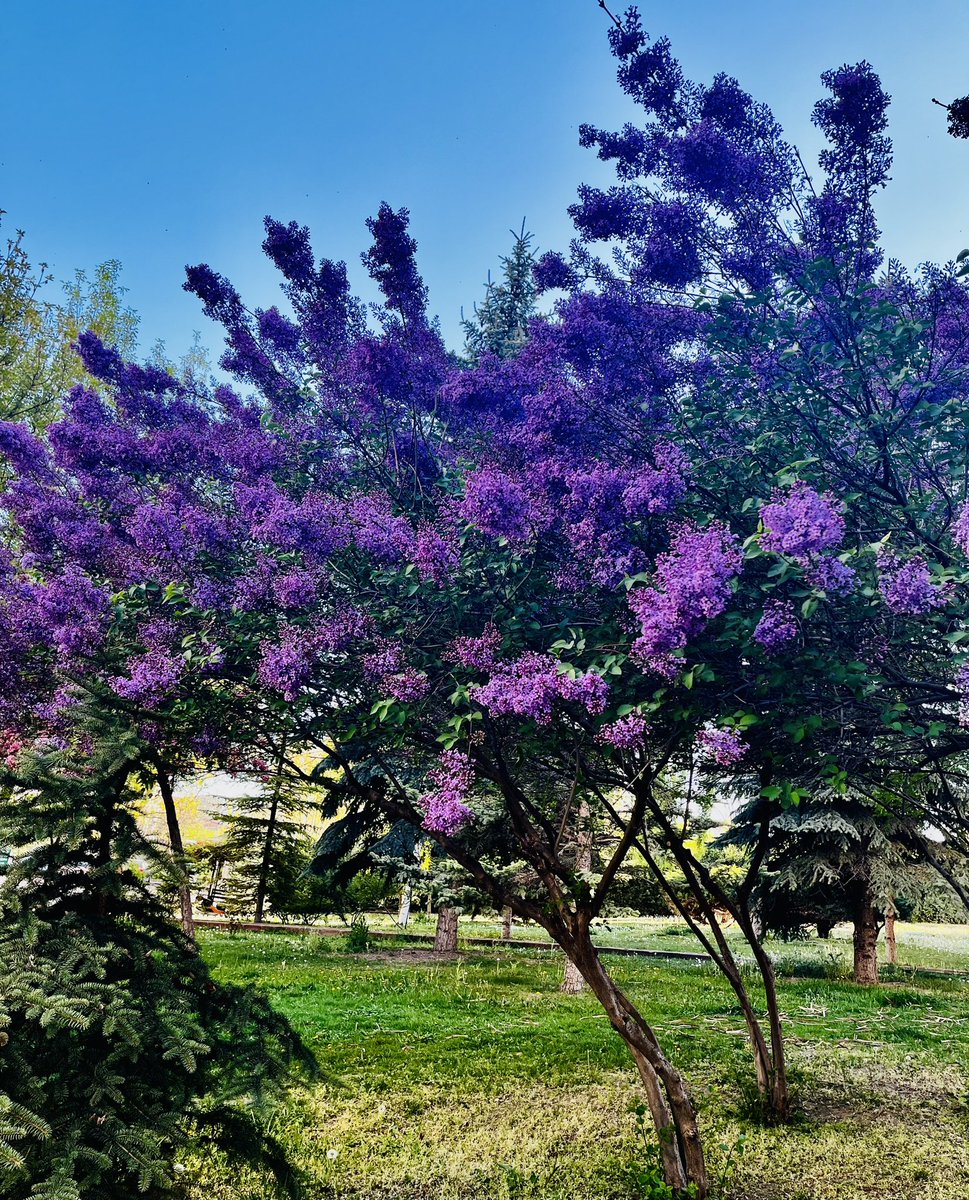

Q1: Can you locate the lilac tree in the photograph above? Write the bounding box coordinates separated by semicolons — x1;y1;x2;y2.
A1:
5;11;969;1195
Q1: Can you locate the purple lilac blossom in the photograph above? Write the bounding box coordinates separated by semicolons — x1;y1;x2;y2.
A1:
753;600;798;653
877;551;944;615
804;556;856;596
257;627;315;702
447;625;502;672
696;723;747;765
384;668;430;702
111;649;184;707
459;467;532;543
599;714;650;748
473;653;608;725
760;484;844;559
421;750;474;836
628;522;742;677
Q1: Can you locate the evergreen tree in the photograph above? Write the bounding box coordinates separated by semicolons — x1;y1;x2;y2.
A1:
0;717;314;1199
461;221;537;364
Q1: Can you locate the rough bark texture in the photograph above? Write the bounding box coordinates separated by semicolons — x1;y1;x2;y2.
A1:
853;888;880;985
433;904;459;953
561;958;585;994
562;799;592;994
885;902;897;965
567;930;708;1196
500;905;513;940
157;767;195;941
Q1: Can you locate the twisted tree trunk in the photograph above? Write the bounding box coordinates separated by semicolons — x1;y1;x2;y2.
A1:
566;928;707;1196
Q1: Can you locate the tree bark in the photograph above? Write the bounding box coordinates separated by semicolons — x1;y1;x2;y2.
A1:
853;887;880;985
566;928;707;1196
500;904;513;940
397;884;412;928
885;900;897;965
434;904;459;953
156;765;195;940
254;743;287;924
562;798;592;994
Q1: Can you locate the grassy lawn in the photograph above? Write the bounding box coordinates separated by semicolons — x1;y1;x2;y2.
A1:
190;926;969;1199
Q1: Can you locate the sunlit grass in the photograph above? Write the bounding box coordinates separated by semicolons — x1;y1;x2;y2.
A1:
190;928;969;1199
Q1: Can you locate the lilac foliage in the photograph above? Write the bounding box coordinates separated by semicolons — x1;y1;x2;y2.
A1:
696;724;746;765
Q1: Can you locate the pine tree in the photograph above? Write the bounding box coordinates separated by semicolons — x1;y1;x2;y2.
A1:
0;717;315;1199
461;222;537;364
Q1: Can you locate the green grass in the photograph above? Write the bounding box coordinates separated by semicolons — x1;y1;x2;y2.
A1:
188;927;969;1199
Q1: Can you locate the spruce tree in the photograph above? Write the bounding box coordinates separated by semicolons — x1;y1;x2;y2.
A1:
0;716;314;1199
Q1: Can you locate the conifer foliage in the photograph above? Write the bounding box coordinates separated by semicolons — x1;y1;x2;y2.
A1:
0;724;314;1200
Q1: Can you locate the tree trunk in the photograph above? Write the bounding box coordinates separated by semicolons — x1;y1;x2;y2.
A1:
853;887;880;985
254;744;286;924
500;904;513;940
156;766;195;941
397;884;412;928
566;929;707;1196
561;958;585;994
434;904;458;953
562;798;592;994
885;901;897;965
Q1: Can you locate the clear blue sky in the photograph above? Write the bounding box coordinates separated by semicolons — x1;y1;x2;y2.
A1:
3;0;968;359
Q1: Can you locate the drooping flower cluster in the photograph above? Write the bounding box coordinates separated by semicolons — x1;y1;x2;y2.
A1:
473;653;608;725
420;750;474;835
760;484;844;560
628;522;743;678
877;551;944;616
753;600;798;653
598;713;650;749
696;723;747;765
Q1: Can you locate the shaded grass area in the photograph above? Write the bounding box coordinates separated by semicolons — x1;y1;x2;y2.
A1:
190;930;969;1199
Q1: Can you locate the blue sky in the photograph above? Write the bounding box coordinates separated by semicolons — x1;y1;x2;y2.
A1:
3;0;968;359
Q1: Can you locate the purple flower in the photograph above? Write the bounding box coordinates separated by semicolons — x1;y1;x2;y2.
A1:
754;600;798;653
447;625;502;672
877;551;944;615
804;556;856;597
413;524;460;585
385;668;429;702
111;649;184;707
599;714;650;748
696;723;746;765
473;653;608;725
421;750;474;836
460;467;533;543
257;627;314;702
955;663;969;728
761;484;844;559
628;522;743;677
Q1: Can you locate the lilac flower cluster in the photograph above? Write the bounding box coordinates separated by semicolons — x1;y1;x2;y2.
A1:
459;467;533;543
804;556;856;597
877;551;944;616
760;484;844;559
473;653;608;725
696;723;746;765
753;600;798;653
421;750;474;836
257;627;315;702
111;649;184;708
598;713;650;748
628;522;743;678
955;663;969;728
447;625;502;672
